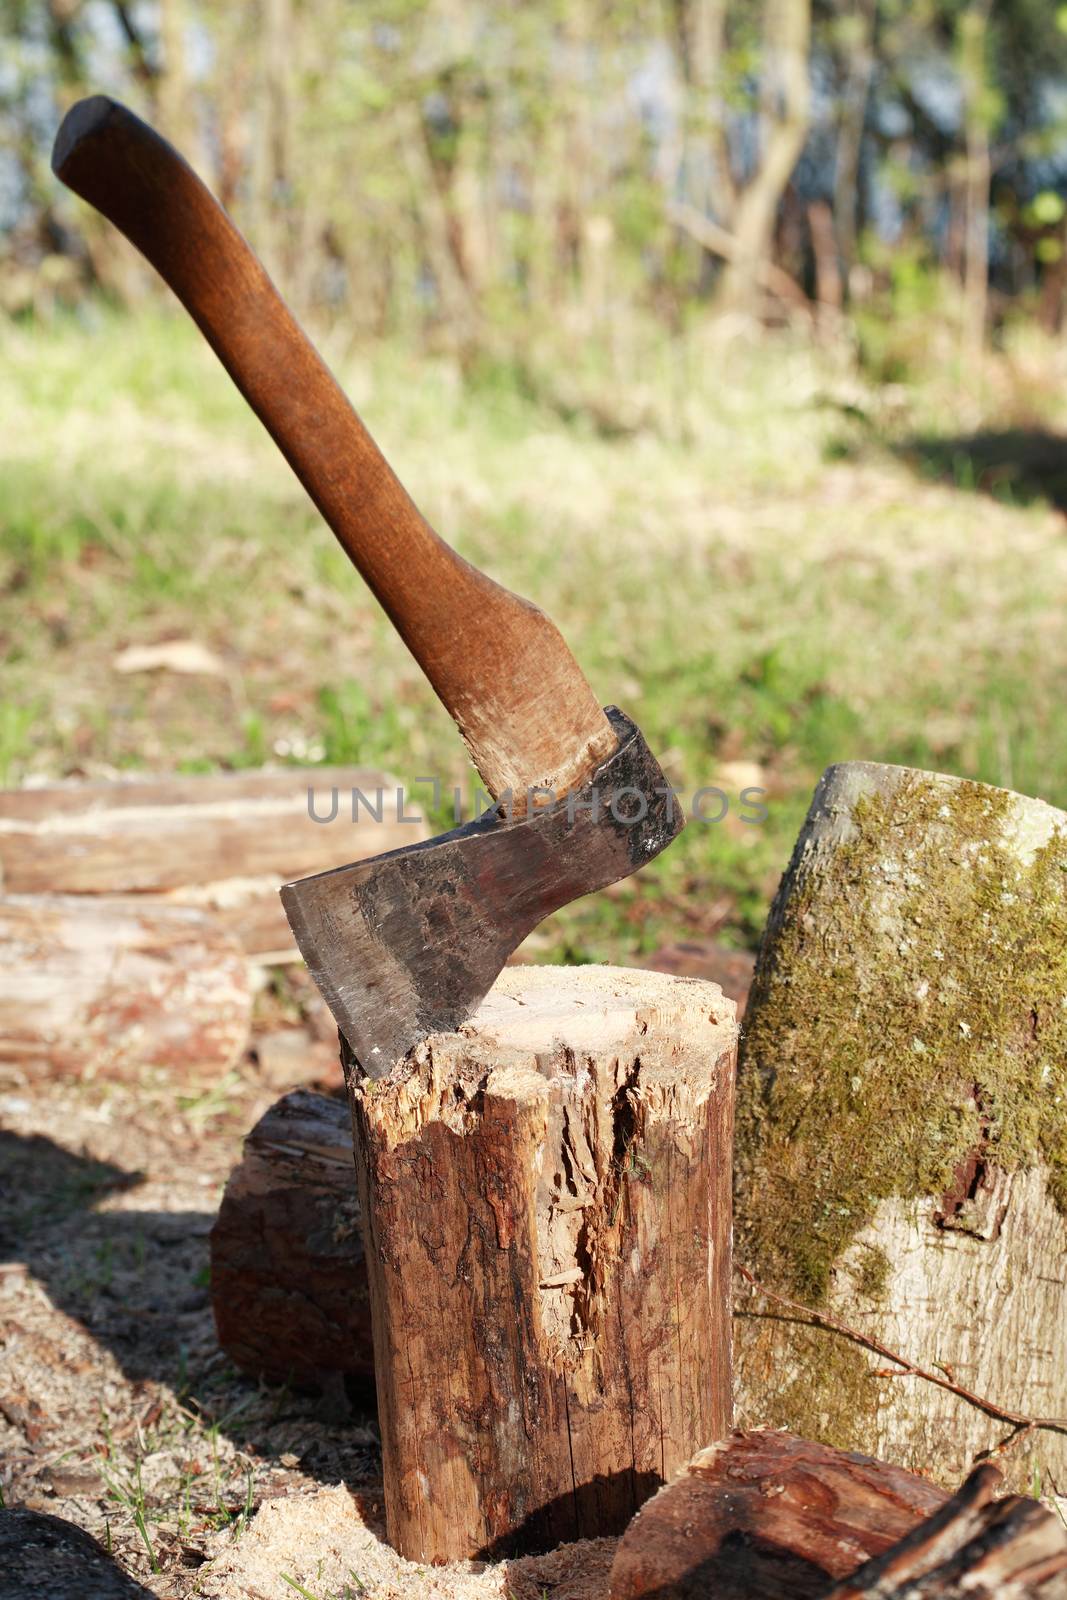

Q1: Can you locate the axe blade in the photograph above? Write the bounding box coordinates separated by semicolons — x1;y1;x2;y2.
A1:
281;708;683;1077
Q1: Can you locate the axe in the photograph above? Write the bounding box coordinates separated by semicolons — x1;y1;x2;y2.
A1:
52;97;685;1076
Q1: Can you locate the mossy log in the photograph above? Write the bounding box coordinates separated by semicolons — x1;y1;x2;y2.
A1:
735;761;1067;1489
609;1428;948;1599
346;965;737;1563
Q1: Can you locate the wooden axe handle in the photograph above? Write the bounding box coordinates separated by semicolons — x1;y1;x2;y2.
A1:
52;96;616;804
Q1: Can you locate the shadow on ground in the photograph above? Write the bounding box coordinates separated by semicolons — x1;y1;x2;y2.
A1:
0;1130;379;1482
894;428;1067;511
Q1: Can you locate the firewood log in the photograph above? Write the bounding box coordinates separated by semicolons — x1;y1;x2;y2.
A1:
824;1464;1067;1599
609;1429;949;1600
734;762;1067;1488
0;895;250;1078
0;767;426;955
210;1087;372;1392
610;1433;1067;1600
347;965;737;1563
0;1508;152;1598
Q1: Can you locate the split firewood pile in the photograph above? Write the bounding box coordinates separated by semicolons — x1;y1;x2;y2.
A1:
0;767;426;1080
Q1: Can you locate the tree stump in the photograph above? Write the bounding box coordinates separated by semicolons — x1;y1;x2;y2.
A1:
735;762;1067;1488
609;1429;949;1600
210;1088;372;1393
346;964;737;1563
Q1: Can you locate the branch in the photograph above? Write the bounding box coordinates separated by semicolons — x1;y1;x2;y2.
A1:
667;199;811;309
737;1264;1067;1443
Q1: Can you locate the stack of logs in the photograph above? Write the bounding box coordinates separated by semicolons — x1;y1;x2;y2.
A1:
0;767;425;1078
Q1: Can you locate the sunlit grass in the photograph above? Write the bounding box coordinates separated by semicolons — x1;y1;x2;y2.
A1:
4;307;1067;952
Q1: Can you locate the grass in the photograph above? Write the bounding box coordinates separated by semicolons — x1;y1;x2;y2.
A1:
4;306;1067;956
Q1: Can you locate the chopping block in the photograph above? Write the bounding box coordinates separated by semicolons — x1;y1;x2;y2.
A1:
347;963;736;1563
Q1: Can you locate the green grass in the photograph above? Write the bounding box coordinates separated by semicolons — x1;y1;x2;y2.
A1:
4;306;1067;955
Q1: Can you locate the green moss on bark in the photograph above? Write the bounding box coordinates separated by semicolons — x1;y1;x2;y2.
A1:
736;770;1067;1307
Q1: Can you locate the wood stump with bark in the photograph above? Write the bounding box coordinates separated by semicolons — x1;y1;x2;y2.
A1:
610;1429;949;1599
734;762;1067;1488
347;964;737;1563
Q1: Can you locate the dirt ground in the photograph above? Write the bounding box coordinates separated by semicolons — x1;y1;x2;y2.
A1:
0;969;616;1599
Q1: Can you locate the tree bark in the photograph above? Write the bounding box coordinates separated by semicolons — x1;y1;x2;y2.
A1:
0;767;426;956
609;1428;949;1600
210;1087;372;1393
347;964;737;1562
0;1509;153;1599
734;761;1067;1490
0;895;250;1078
831;0;875;283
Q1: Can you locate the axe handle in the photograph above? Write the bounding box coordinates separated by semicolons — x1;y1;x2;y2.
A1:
52;96;616;804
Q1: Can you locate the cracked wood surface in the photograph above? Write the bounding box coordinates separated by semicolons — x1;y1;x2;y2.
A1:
348;965;737;1563
609;1429;949;1600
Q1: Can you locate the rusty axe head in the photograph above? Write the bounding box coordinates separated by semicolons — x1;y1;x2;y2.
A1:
281;707;683;1076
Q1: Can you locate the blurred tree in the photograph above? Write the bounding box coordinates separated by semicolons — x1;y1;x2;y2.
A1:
4;0;1067;359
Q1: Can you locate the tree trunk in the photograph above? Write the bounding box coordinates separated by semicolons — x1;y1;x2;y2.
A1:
960;0;993;366
832;0;875;283
0;895;250;1078
808;197;843;313
717;0;812;314
609;1428;949;1600
734;761;1067;1490
210;1087;372;1394
347;964;737;1562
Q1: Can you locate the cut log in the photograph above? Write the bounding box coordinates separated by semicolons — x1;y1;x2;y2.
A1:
609;1431;1067;1600
210;1087;372;1391
825;1463;1067;1599
734;762;1067;1488
347;964;737;1563
0;768;426;955
0;895;250;1077
610;1429;948;1599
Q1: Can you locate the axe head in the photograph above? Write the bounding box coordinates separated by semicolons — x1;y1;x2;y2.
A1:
281;708;683;1077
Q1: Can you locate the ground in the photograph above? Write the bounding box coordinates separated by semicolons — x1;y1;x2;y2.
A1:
4;308;1067;1591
